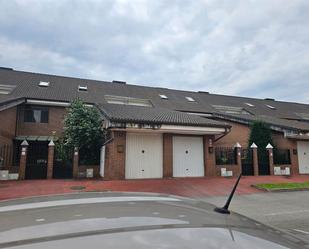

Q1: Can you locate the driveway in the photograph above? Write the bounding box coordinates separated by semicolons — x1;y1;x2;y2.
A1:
204;191;309;243
0;175;308;200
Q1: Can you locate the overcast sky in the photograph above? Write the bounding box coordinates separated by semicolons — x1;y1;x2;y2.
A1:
0;0;309;103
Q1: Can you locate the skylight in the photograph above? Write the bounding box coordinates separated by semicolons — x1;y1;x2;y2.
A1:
78;85;88;92
244;102;254;107
105;95;153;107
212;105;251;115
38;81;50;87
266;104;276;109
0;84;16;94
185;96;195;102
159;94;168;99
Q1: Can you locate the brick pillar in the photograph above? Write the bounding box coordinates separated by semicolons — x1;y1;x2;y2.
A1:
204;135;216;176
235;142;242;175
18;140;29;180
73;147;79;178
163;134;173;178
266;143;274;175
251;143;259;176
47;140;55;179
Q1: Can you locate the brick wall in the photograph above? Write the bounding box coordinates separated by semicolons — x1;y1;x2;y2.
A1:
213;121;300;175
104;131;126;180
272;131;299;175
16;105;66;137
0;107;17;146
215;164;241;177
214;121;250;148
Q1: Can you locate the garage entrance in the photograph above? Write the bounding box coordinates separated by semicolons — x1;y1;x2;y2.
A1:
173;136;204;177
125;133;163;179
297;141;309;174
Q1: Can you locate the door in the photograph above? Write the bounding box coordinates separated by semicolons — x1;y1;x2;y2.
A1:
126;133;163;179
173;136;204;177
297;141;309;174
25;142;48;179
258;149;270;175
53;146;73;179
241;148;254;176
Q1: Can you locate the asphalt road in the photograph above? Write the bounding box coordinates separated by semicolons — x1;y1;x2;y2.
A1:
203;191;309;243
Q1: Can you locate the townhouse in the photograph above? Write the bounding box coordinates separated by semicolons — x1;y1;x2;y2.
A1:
0;67;308;180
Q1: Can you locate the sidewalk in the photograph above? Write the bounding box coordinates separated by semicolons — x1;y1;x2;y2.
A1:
0;175;308;201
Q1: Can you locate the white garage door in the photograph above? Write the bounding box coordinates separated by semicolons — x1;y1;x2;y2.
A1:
297;141;309;174
173;136;204;177
126;133;163;179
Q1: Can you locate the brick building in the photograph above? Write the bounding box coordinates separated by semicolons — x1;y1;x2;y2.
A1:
0;67;308;180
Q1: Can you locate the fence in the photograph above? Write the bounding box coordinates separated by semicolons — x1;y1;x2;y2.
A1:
273;148;291;165
215;147;237;165
0;144;14;168
79;146;101;166
241;148;254;175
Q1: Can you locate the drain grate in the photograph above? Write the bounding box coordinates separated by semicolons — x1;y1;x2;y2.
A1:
70;185;86;190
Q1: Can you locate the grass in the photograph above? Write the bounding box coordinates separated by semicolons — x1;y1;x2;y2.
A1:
255;182;309;191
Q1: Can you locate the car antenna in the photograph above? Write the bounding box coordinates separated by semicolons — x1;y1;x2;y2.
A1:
214;174;242;214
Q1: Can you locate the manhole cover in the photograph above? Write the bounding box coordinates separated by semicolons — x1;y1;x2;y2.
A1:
70;186;86;190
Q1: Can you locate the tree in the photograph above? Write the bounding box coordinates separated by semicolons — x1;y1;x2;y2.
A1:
248;120;274;170
62;99;104;165
248;120;273;149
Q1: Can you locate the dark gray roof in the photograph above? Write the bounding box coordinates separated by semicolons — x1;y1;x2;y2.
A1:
0;68;309;131
213;113;309;132
99;103;229;127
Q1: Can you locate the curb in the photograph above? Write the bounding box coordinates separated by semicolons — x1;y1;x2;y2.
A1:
251;184;309;192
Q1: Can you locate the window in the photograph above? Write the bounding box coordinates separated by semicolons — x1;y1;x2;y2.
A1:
185;96;195;102
159;94;168;99
105;95;153;107
38;81;50;87
78;85;88;91
266;104;276;110
0;84;16;94
24;106;49;123
212;105;251;115
244;102;254;107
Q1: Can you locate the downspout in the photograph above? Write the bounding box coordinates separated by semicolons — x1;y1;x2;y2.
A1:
214;127;231;142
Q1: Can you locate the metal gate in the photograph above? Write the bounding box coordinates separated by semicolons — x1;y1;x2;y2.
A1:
258;149;270;175
241;148;254;176
0;144;14;168
53;146;73;179
25;142;48;179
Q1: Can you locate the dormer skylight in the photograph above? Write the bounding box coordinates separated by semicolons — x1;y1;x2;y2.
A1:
185;96;195;102
78;85;88;92
159;94;168;100
38;81;50;87
266;104;276;109
105;95;153;107
244;102;254;107
0;84;16;94
212;105;251;115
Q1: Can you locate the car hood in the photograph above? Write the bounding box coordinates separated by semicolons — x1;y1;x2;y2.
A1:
0;192;307;249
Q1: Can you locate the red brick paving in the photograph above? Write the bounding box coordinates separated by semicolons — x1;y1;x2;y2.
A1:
0;175;309;201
